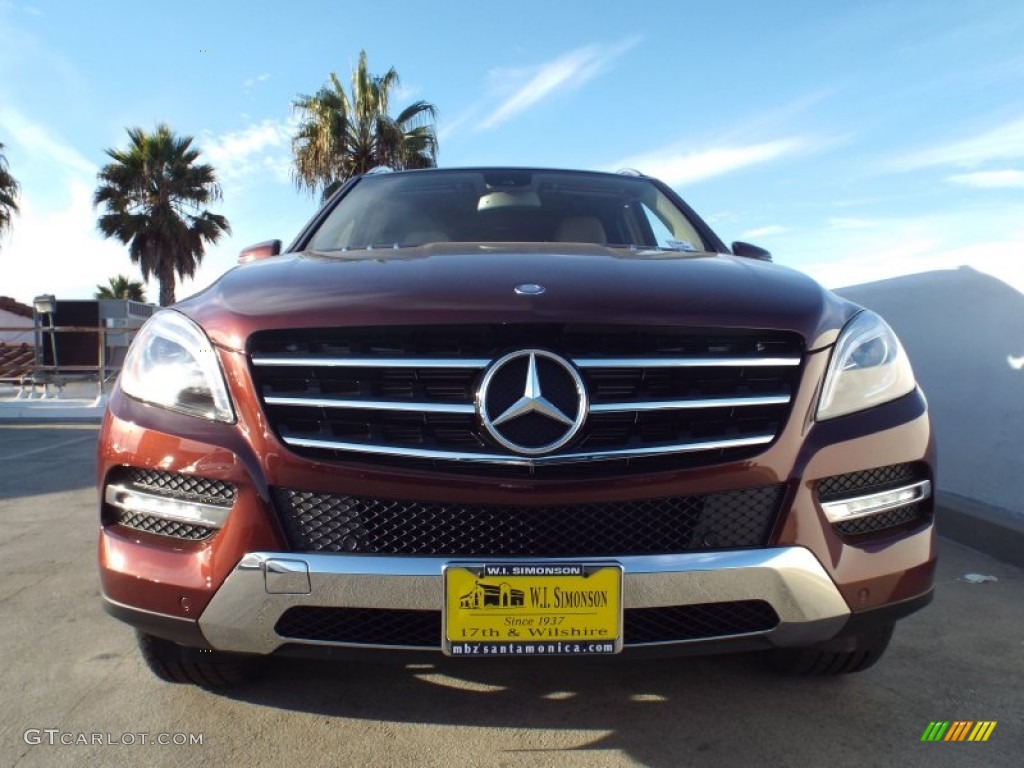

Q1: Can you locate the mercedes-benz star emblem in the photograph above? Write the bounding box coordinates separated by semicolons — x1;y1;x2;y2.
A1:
477;349;588;456
514;283;546;295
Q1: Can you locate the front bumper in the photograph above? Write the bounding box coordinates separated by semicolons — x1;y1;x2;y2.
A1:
166;547;857;654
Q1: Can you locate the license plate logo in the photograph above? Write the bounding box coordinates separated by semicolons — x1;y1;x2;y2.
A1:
443;563;623;657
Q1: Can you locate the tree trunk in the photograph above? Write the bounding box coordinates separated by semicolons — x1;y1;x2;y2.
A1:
157;259;176;306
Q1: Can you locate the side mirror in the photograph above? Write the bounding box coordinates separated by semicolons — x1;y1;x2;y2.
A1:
238;239;282;264
731;241;772;262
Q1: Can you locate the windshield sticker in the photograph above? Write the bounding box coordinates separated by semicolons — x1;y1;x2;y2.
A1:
666;239;696;251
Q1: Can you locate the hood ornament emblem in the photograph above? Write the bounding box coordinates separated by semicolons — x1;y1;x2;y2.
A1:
514;283;545;295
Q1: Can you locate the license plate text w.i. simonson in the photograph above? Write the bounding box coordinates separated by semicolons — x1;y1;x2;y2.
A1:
443;563;623;656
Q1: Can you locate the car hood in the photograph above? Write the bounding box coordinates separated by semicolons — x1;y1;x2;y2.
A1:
177;243;857;351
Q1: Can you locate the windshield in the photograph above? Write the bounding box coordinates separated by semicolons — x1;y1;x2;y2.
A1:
308;169;709;252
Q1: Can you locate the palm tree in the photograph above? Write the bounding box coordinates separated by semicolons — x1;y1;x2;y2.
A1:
95;274;147;302
94;124;230;306
292;50;438;201
0;141;20;247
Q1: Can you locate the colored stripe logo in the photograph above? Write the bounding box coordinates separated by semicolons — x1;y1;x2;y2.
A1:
921;721;997;742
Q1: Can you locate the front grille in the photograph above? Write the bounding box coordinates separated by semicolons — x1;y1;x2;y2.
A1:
109;510;216;540
274;601;780;648
249;324;803;477
276;608;440;647
817;463;925;501
833;503;926;536
119;468;236;505
623;601;779;643
271;485;785;556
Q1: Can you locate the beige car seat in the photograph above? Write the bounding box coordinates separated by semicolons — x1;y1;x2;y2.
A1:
555;216;607;244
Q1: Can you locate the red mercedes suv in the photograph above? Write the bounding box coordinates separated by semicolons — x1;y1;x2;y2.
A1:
98;168;935;686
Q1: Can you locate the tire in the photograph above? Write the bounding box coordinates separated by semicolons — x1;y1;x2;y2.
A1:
768;623;894;676
136;631;267;687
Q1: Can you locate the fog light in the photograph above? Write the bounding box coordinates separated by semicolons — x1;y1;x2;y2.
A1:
104;484;230;528
821;480;931;523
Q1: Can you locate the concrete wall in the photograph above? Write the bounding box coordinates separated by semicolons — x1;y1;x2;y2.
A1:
837;267;1024;521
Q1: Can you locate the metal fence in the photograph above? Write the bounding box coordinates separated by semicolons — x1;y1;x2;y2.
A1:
0;324;140;397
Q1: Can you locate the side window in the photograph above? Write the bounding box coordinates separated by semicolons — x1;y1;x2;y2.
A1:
640;203;676;248
639;202;702;252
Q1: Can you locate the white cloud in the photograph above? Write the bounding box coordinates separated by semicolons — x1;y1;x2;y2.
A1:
0;1;42;13
801;235;942;289
243;73;270;90
826;217;878;230
0;107;95;174
391;82;421;104
804;237;1024;295
782;208;1024;294
437;107;476;142
199;117;294;183
896;116;1024;170
703;211;738;225
0;180;138;304
947;169;1024;188
611;138;806;186
740;225;789;239
481;38;639;130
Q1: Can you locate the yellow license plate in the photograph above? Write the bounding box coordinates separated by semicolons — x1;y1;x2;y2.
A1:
443;563;623;656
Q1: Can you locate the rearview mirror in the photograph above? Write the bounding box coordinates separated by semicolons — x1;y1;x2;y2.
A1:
238;239;282;264
731;241;772;262
477;191;541;211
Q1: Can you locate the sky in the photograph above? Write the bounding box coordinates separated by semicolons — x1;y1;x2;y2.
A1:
1;0;1023;306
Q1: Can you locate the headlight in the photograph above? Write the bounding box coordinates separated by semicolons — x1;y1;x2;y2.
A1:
817;310;916;421
120;311;235;422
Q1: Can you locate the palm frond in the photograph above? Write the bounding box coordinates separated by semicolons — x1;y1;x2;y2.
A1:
95;274;147;301
291;50;439;198
94;125;229;305
0;141;22;242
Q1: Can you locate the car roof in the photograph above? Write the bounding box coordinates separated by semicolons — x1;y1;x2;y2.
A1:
362;166;648;180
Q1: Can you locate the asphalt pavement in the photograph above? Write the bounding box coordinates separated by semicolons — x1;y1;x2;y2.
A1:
1;423;1021;767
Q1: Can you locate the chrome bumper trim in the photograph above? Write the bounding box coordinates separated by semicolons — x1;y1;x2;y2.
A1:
821;480;932;523
198;547;850;655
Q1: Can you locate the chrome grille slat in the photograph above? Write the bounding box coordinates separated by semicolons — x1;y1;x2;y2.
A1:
249;325;803;476
264;393;789;414
252;355;801;369
279;433;776;466
574;356;801;368
252;356;490;369
589;395;791;413
264;396;476;414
